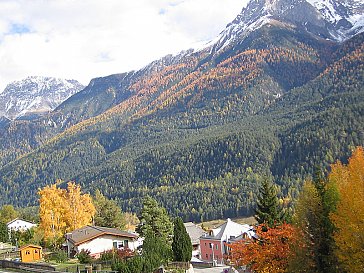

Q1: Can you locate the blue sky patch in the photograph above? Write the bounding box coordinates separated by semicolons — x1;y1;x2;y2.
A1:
9;23;31;35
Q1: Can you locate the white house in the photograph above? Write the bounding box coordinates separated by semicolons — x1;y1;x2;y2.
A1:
7;219;37;232
65;225;138;259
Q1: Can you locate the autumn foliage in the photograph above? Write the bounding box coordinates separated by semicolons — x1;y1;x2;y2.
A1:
329;146;364;273
228;223;299;273
38;181;95;246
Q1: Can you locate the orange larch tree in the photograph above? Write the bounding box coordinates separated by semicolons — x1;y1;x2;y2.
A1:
329;146;364;273
228;223;299;273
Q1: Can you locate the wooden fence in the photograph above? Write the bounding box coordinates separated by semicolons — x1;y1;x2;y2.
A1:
166;262;190;269
0;251;18;260
0;260;56;272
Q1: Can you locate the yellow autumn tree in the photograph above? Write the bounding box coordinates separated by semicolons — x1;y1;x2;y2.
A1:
329;146;364;273
39;181;96;247
64;181;96;232
38;184;67;246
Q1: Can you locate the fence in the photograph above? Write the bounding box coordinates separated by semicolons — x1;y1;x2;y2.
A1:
0;250;18;260
0;260;56;271
166;262;190;269
60;262;115;273
191;260;213;268
0;259;116;273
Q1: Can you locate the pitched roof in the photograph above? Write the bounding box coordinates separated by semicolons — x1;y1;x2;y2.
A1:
7;218;36;226
19;244;42;251
201;218;253;241
184;222;206;245
67;225;137;246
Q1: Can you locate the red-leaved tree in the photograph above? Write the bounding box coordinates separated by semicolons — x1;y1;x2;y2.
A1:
228;223;299;273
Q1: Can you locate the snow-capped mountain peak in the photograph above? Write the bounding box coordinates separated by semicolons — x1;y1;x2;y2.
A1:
209;0;364;52
306;0;364;39
0;76;85;120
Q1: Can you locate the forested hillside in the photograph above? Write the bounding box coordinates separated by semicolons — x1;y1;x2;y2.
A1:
0;20;363;221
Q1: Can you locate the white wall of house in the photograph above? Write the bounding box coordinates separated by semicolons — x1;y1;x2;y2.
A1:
7;219;36;231
76;234;136;257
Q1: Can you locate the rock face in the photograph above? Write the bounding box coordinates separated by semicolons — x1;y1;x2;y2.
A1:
210;0;364;52
0;76;84;120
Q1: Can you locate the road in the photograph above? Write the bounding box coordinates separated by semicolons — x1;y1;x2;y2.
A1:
193;266;230;273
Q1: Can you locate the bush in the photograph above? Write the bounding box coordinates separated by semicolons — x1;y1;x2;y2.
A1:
77;249;93;264
99;250;114;261
112;256;144;273
44;250;68;263
126;256;143;273
53;250;68;263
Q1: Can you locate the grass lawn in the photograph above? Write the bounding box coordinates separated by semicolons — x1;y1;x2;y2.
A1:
48;259;82;272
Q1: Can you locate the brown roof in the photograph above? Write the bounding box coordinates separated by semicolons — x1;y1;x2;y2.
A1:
67;225;137;246
19;244;42;250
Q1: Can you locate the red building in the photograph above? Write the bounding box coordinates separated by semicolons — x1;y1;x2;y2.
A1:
199;218;255;265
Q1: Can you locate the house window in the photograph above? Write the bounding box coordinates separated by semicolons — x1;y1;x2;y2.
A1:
205;254;208;258
216;244;218;250
113;240;128;249
209;243;212;248
223;244;228;254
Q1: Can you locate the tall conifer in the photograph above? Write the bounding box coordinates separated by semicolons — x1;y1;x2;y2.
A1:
172;217;192;262
254;178;282;227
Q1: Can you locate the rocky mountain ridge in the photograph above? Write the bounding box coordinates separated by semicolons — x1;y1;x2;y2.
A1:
209;0;364;53
0;76;84;120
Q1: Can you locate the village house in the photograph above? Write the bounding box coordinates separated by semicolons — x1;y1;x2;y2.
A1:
183;222;206;260
199;218;255;265
65;225;138;259
7;218;37;232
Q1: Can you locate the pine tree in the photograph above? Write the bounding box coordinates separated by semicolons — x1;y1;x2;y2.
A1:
142;231;172;273
290;167;339;273
290;181;323;273
93;190;126;229
136;196;173;272
0;221;9;243
254;178;282;227
172;217;192;262
313;166;339;273
136;196;173;244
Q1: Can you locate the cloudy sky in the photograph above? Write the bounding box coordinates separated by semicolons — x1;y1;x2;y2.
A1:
0;0;248;91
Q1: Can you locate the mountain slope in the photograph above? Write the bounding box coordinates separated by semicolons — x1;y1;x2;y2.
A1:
0;0;363;221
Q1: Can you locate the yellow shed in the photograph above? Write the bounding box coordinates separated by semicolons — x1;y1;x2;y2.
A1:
19;244;42;263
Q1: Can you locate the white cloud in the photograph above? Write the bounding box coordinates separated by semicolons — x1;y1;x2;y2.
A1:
0;0;248;91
